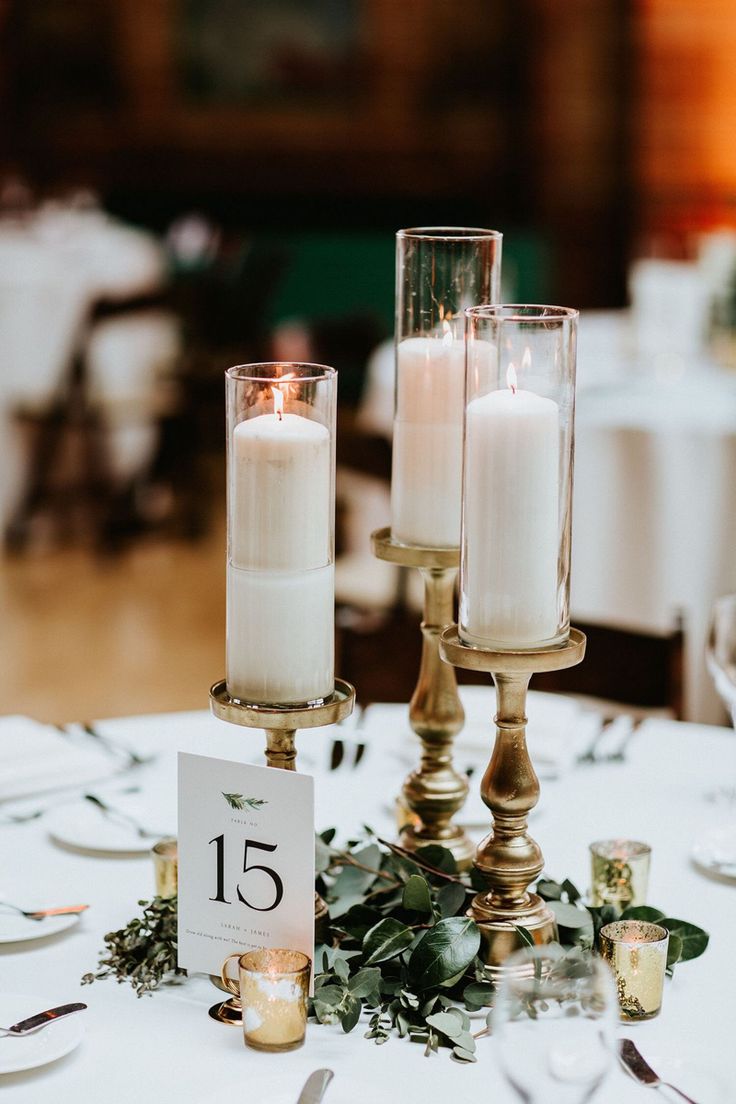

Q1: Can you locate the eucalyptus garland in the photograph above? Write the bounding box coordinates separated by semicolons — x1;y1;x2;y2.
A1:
82;831;709;1062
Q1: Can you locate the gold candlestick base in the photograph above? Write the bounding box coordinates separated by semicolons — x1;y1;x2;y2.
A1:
207;677;355;1023
440;626;586;973
372;527;473;870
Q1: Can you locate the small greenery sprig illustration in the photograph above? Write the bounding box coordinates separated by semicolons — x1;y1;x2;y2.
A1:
222;793;268;811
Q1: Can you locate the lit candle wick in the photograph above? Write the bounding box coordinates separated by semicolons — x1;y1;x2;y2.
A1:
271;386;285;421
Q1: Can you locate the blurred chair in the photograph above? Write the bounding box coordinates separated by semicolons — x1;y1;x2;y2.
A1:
337;603;685;718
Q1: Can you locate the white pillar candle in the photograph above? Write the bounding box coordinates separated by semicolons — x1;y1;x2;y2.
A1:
227;389;334;704
460;369;560;648
391;334;465;548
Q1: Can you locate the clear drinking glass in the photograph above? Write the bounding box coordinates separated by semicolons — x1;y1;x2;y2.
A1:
225;363;336;706
493;945;617;1104
391;227;502;549
460;305;578;650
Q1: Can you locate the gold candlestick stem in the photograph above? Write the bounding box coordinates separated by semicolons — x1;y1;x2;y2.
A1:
440;626;586;972
372;528;473;869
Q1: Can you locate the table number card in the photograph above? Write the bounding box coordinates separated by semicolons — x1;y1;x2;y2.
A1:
177;752;314;976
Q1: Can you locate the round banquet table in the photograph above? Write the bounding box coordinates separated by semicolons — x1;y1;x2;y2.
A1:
0;702;733;1103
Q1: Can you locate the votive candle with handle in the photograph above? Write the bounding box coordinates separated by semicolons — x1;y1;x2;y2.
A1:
221;948;310;1051
599;920;669;1020
460;305;578;650
226;363;336;705
391;227;501;548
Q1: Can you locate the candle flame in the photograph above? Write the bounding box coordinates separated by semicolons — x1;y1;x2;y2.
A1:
270;372;295;421
271;386;285;420
507;362;518;394
442;320;453;348
522;346;532;372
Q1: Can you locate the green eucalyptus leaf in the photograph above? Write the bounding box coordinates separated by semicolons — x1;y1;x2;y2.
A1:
348;967;382;998
425;1011;463;1038
620;905;666;923
463;981;494;1007
514;924;536;948
666;931;683;969
402;874;433;914
363;917;414;965
333;956;349;981
561;878;581;904
537;879;563;900
661;919;709;962
339;904;382;940
436;882;467;918
413;845;458;876
547;901;592;929
408;917;480;990
315;984;345;1008
452;1045;477;1063
341;994;362;1033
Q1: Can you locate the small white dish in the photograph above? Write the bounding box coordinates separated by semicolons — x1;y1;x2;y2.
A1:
691;823;736;884
0;909;80;945
46;800;170;854
0;994;86;1074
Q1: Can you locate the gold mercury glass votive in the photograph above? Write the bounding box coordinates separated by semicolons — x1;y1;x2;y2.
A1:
589;839;651;909
599;920;669;1020
151;838;178;899
221;949;311;1051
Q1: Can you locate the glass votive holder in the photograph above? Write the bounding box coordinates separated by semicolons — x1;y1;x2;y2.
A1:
220;948;311;1051
599;920;669;1020
589;839;650;909
151;838;178;899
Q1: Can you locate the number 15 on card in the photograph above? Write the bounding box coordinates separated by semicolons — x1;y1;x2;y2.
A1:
177;752;315;978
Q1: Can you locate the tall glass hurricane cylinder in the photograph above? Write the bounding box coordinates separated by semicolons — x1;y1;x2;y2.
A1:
391;227;502;549
460;305;578;651
225;363;336;705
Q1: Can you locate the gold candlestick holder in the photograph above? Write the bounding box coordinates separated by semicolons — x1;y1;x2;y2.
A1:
207;677;355;1023
439;626;586;973
371;527;474;870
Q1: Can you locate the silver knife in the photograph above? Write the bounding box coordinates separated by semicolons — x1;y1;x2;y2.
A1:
0;1003;87;1037
296;1069;333;1104
619;1040;699;1104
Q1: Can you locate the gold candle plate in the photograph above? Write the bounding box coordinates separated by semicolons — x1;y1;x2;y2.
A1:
440;626;586;973
371;527;473;870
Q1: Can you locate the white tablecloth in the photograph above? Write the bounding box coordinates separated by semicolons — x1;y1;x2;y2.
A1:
0;703;733;1103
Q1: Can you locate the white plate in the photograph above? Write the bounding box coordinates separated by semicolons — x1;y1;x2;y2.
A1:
641;1053;730;1104
0;994;86;1074
691;823;736;883
46;800;170;854
0;909;81;945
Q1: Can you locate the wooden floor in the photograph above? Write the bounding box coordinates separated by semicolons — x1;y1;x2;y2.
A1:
0;525;226;725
